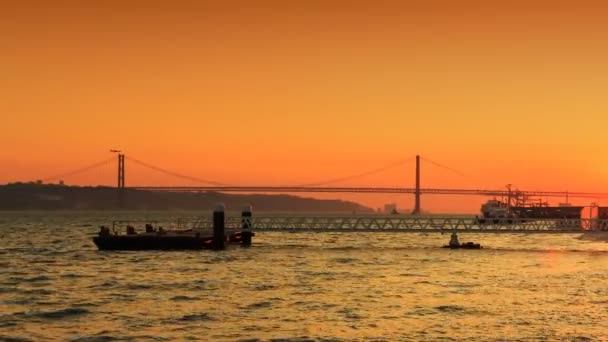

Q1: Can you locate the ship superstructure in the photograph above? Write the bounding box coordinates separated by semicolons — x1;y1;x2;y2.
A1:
479;185;585;220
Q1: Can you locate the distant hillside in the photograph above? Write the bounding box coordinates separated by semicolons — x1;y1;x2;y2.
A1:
0;183;374;212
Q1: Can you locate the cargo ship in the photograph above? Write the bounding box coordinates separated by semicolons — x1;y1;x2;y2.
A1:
478;199;584;220
473;183;591;223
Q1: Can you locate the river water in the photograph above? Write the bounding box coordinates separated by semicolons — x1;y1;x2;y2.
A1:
1;211;608;341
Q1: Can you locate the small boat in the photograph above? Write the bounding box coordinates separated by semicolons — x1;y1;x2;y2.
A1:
442;242;482;249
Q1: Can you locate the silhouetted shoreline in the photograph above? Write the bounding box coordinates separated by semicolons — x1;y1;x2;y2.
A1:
0;183;373;212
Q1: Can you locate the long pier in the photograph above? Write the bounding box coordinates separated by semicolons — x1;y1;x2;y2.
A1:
181;216;608;233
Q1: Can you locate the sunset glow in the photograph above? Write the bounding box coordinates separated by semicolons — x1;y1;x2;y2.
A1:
2;1;608;212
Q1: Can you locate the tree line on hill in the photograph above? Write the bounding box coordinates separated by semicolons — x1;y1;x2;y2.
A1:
0;183;373;212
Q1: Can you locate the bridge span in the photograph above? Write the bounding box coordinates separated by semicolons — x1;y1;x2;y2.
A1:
129;186;608;198
178;216;607;233
132;186;607;199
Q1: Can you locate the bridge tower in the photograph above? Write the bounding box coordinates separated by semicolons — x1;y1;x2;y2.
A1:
117;153;125;208
412;155;421;215
117;154;125;189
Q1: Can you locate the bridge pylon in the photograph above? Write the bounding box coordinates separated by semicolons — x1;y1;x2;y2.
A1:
412;155;421;215
116;153;125;208
117;154;125;189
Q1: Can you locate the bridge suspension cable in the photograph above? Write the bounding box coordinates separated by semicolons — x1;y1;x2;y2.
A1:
291;156;416;187
420;156;467;177
125;156;233;186
41;157;115;183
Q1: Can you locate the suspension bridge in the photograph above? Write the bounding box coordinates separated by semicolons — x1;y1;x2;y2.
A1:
14;152;608;215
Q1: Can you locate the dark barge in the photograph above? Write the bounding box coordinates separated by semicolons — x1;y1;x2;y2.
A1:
93;204;253;251
93;229;253;250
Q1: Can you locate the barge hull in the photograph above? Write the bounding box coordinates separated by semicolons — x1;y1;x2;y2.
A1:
93;235;212;250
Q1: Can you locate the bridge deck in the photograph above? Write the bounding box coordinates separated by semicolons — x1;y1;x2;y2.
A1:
181;216;608;233
133;186;608;198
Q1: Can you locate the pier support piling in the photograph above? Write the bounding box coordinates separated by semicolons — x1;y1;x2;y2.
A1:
241;205;253;247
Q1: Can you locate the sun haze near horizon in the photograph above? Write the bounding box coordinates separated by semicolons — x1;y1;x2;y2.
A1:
1;0;608;212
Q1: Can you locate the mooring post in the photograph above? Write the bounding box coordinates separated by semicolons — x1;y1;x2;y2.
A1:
213;203;226;250
241;205;253;247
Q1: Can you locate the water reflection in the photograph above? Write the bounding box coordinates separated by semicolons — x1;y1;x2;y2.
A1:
1;212;607;340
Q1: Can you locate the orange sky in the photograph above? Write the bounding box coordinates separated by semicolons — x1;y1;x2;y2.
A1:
2;1;608;212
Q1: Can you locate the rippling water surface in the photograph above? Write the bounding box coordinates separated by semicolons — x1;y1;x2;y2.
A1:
2;211;608;341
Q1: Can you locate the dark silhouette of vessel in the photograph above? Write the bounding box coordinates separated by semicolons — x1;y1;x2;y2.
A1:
93;224;254;250
93;204;255;251
442;232;482;249
442;242;482;249
475;199;584;224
